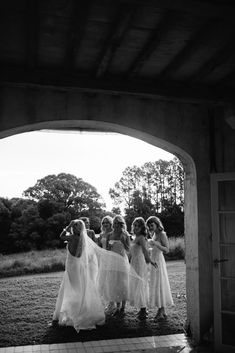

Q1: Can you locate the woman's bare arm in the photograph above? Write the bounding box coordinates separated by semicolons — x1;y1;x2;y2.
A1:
122;231;130;252
139;236;157;268
153;231;169;254
59;220;75;241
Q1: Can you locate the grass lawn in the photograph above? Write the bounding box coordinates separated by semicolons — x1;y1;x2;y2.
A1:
0;260;186;347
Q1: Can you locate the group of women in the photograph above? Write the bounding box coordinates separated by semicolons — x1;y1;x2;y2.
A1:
52;214;174;332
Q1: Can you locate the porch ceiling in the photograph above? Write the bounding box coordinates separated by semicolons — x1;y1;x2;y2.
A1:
1;0;235;104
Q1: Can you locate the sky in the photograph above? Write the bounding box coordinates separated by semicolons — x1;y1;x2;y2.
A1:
0;130;174;210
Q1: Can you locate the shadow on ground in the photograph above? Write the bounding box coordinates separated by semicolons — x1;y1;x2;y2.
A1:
42;309;186;345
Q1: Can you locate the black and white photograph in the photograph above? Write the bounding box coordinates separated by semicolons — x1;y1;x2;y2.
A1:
0;1;235;353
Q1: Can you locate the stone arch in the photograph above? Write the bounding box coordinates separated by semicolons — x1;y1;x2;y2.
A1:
0;119;199;341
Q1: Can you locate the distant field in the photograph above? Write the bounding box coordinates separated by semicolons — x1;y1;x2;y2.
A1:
0;237;185;278
0;248;66;278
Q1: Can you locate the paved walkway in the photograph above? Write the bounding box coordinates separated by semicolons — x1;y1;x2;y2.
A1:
0;334;213;353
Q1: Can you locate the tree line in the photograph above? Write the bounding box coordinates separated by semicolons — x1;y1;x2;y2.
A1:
110;157;184;232
0;158;184;254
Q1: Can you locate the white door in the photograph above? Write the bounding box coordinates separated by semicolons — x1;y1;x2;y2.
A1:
211;173;235;353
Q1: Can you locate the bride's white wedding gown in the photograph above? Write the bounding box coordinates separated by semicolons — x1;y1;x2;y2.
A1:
53;246;105;332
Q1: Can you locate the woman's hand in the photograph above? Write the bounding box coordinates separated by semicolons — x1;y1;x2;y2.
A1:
154;240;161;248
148;239;155;247
151;260;158;268
60;221;75;239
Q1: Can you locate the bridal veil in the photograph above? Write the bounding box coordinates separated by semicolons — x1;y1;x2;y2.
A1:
53;219;145;332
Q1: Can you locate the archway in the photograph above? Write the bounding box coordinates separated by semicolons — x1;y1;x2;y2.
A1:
0;119;199;341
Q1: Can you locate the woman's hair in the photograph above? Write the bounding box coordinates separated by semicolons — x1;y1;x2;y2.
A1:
72;219;86;236
101;215;113;231
79;217;89;223
132;217;148;237
113;215;127;231
146;216;164;231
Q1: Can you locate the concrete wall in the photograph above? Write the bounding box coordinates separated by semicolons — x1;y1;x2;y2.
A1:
1;85;234;342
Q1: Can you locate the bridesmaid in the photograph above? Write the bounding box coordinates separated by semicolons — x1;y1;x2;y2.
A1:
106;215;131;317
97;216;113;249
97;215;115;314
146;216;174;321
79;217;97;243
52;220;105;331
129;217;157;320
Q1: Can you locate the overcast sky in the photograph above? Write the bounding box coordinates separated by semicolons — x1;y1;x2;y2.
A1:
0;130;174;210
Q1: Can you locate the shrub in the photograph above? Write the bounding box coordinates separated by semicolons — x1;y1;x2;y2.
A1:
166;236;185;260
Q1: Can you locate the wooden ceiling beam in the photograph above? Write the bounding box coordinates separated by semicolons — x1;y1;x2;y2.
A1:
188;38;235;82
157;19;221;80
0;66;234;104
26;0;39;70
64;0;90;72
100;0;235;21
95;3;135;78
126;10;178;79
218;66;235;87
1;0;235;20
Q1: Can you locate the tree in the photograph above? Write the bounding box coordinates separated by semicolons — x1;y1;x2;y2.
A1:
0;198;12;253
23;173;105;215
160;203;184;237
38;199;57;220
109;158;184;234
124;190;155;231
8;199;43;252
0;174;109;253
109;158;184;214
109;166;142;210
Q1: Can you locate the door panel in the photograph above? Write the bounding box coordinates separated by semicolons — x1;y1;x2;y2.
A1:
221;279;235;312
218;180;235;210
221;313;235;346
211;173;235;353
219;213;235;243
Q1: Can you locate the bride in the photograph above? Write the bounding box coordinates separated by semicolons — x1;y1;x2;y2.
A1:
52;219;146;333
52;219;105;332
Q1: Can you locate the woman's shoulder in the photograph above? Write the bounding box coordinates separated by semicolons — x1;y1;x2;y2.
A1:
159;230;168;241
88;229;95;235
122;231;132;241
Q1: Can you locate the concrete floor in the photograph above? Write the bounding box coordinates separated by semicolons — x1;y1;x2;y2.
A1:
0;334;213;353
